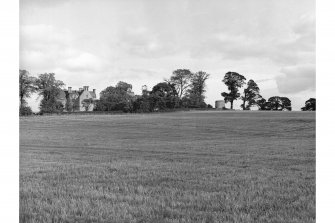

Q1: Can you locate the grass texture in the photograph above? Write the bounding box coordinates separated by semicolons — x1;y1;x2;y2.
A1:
20;111;315;223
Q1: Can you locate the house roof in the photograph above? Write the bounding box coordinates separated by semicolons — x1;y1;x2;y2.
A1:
89;91;96;98
59;88;96;99
63;90;80;98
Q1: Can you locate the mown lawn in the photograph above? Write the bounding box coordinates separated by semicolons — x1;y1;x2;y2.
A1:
20;111;315;223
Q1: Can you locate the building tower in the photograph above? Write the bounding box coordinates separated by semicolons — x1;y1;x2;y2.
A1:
142;85;148;95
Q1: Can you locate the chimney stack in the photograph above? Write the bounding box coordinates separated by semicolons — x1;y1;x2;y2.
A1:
83;86;89;91
93;89;96;93
68;87;72;93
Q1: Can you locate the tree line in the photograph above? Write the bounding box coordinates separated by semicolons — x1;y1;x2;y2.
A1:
19;69;315;115
221;71;293;111
95;69;210;113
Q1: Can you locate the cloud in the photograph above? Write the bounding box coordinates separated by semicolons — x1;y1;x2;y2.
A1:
20;0;75;8
192;33;273;61
276;64;315;94
190;12;315;67
293;14;315;37
20;24;73;50
273;14;315;95
275;14;315;64
117;27;178;58
255;78;274;83
20;24;107;73
61;52;105;72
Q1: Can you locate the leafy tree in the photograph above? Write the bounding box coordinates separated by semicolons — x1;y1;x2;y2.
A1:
221;71;246;109
99;86;129;111
169;69;192;99
280;97;292;111
150;82;179;110
132;94;152;113
301;98;316;111
39;100;64;113
116;81;132;91
241;79;261;110
256;97;270;110
267;96;281;110
185;71;210;108
82;98;94;111
131;85;151;113
35;73;65;113
19;70;37;108
267;96;292;111
99;82;134;112
93;100;106;111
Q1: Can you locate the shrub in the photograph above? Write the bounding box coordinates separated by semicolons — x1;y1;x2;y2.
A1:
20;106;33;116
40;100;64;113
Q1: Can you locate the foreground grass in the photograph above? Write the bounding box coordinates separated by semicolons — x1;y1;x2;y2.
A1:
20;111;315;223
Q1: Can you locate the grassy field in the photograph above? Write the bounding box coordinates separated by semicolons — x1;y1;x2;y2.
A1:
20;111;315;223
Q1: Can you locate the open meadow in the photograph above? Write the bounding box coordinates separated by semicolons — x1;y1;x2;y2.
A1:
20;111;315;223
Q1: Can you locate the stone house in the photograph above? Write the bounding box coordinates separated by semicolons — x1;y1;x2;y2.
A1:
58;86;97;111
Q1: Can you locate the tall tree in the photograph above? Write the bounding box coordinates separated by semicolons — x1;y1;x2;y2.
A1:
19;70;37;108
267;96;281;110
241;79;261;110
221;71;246;109
35;73;65;113
185;71;210;108
301;98;316;111
169;69;192;98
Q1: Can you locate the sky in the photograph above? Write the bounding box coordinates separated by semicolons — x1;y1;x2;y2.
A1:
20;0;315;111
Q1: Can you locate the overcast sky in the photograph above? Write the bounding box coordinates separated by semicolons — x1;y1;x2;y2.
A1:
20;0;315;111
